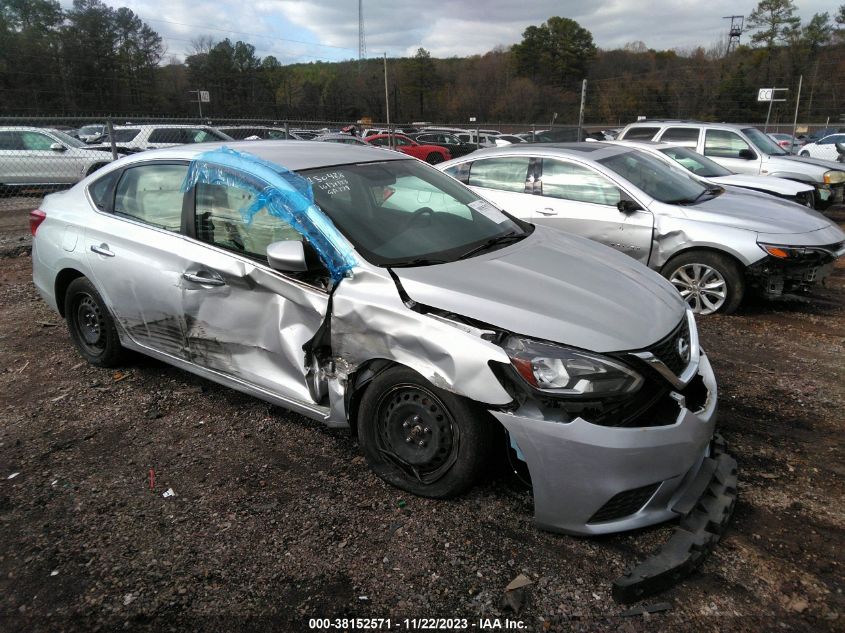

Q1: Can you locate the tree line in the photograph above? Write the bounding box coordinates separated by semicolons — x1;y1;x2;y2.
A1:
1;0;843;126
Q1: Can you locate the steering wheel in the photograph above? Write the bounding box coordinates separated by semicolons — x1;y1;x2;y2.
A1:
397;206;435;233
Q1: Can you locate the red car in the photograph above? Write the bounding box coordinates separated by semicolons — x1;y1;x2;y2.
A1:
365;133;451;164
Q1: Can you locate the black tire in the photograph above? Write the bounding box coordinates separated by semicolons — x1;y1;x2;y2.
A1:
662;250;745;315
64;277;125;367
357;366;494;498
799;150;810;157
425;152;444;165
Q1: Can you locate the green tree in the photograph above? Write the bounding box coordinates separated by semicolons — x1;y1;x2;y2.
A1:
746;0;800;48
512;16;595;87
800;13;833;55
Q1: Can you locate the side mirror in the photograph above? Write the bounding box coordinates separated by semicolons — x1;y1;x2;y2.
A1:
266;240;308;273
49;143;66;152
738;148;756;160
617;199;643;213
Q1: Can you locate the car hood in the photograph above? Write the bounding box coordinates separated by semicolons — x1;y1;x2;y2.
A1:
708;174;812;196
670;188;834;234
392;226;686;353
769;154;845;173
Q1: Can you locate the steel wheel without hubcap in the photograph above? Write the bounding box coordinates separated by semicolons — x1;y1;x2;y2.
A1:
375;384;459;485
74;293;107;355
669;263;727;315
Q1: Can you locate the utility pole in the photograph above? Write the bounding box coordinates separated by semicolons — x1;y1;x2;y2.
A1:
358;0;366;61
383;53;391;150
791;75;802;150
577;80;587;141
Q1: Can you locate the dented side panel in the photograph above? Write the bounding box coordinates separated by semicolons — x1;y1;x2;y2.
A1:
649;214;767;269
327;265;513;423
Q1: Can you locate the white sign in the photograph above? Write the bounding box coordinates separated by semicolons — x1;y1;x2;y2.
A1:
757;88;773;102
469;116;476;122
199;91;210;103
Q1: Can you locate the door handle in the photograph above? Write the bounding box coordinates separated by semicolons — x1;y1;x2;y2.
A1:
536;207;558;216
90;243;115;257
182;271;226;286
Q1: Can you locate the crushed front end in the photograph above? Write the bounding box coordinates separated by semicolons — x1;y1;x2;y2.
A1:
750;240;845;297
488;310;737;601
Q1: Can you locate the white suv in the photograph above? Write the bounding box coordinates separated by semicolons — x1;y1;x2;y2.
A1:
90;124;233;153
618;121;845;209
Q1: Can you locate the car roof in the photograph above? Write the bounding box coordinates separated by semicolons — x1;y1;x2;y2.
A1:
0;126;64;133
450;142;632;160
110;140;406;171
112;123;216;129
625;120;749;131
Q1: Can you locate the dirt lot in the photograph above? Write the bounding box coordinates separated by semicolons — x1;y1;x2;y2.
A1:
1;198;843;632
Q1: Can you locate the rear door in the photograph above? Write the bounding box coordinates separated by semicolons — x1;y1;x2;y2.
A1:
84;161;194;358
461;156;534;217
702;129;763;175
534;158;653;264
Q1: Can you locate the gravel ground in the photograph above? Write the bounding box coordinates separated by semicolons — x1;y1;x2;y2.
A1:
0;199;843;632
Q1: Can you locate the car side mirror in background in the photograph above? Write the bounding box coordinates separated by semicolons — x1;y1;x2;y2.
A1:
49;143;66;152
617;199;642;213
266;240;308;273
738;148;756;160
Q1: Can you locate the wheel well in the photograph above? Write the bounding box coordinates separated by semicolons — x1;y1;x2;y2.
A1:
344;359;398;436
660;246;745;276
54;268;85;317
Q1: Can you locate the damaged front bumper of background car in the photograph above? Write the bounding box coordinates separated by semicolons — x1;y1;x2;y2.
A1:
751;240;845;296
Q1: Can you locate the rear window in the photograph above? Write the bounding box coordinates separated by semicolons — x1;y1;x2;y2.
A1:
88;170;121;211
112;129;140;142
621;127;660;140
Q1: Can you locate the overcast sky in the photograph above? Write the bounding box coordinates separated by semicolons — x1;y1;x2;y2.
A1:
65;1;839;63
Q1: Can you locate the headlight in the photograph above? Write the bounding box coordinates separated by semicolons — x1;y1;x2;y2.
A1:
502;337;643;396
758;243;814;259
824;170;845;185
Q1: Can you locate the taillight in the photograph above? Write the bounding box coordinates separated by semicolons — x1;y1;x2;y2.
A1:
29;209;46;236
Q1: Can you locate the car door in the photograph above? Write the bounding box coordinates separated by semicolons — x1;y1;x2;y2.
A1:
0;131;27;183
84;162;195;358
534;158;654;265
459;156;534;217
180;177;330;405
701;129;762;175
20;130;77;184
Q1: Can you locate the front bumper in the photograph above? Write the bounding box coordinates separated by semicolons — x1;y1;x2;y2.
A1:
491;352;719;536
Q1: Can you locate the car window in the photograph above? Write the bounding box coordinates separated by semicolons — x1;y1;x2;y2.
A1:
148;128;184;144
658;146;731;177
443;134;460;144
599;150;707;204
369;137;388;146
659;127;699;144
621;127;660;140
186;129;217;143
112;129;140;142
195;182;301;259
88;169;121;211
819;135;845;145
541;159;622;206
467;157;530;192
114;164;186;231
704;130;754;159
394;137;411;147
0;131;23;150
21;132;55;150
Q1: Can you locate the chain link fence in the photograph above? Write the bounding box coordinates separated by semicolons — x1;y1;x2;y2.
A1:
0;115;840;207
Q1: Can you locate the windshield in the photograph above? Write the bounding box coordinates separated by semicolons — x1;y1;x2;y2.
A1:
52;130;86;148
658;146;732;177
743;127;787;156
598;149;708;204
301;159;529;266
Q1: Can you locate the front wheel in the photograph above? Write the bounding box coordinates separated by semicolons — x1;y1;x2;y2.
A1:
425;152;444;165
662;251;745;315
799;150;810;157
64;277;126;366
357;366;494;498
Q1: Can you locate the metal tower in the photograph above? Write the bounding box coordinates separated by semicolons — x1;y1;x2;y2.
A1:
723;15;743;54
358;0;366;60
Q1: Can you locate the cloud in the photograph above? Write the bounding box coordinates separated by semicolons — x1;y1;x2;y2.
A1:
78;0;837;62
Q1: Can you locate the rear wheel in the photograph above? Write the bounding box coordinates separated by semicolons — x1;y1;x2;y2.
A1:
64;277;125;366
799;150;810;157
357;366;493;498
425;152;444;165
662;251;745;315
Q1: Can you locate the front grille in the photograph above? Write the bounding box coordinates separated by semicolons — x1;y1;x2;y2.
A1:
648;318;690;377
587;483;661;524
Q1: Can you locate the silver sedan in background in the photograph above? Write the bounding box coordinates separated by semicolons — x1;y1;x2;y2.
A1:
439;143;845;314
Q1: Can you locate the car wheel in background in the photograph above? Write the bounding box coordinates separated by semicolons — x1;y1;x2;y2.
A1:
426;152;444;165
357;366;493;498
662;250;745;315
799;150;810;157
64;277;125;366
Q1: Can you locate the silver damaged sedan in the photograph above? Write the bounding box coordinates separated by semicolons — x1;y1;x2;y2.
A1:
439;143;845;314
31;142;736;598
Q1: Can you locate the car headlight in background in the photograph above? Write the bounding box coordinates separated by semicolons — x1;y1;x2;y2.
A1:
823;170;845;185
502;337;643;396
